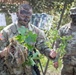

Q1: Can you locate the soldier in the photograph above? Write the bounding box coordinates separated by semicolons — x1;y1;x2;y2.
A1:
0;4;57;75
55;7;76;75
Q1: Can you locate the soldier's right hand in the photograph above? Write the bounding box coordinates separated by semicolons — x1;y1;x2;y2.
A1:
49;50;56;59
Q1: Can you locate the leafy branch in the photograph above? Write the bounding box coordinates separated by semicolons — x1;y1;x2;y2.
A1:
45;29;72;66
15;26;40;66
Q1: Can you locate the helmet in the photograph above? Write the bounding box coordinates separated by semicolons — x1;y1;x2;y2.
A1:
70;7;76;15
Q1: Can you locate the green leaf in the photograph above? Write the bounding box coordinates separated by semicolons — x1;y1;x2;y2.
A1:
22;57;35;66
25;31;37;45
30;58;35;66
32;51;40;59
15;35;25;43
26;44;34;51
18;26;28;35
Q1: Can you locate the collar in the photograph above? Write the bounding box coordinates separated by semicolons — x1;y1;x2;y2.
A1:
16;22;33;31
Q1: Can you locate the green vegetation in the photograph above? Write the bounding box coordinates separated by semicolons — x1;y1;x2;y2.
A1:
15;26;39;66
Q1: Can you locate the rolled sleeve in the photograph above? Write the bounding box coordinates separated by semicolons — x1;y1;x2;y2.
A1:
35;40;51;57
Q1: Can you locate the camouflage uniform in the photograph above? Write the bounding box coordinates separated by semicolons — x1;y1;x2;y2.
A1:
0;22;51;75
56;22;76;75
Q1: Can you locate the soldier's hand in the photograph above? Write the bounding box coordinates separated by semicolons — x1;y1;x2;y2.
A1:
53;61;58;69
49;50;56;59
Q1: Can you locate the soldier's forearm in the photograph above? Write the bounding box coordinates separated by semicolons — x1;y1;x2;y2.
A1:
35;40;51;57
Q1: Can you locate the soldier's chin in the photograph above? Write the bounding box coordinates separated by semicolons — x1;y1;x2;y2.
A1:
21;23;28;27
19;22;27;26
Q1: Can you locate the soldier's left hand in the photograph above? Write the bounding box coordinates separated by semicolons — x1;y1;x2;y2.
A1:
49;50;56;58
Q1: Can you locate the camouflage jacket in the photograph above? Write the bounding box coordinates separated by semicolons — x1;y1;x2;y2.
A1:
0;22;51;57
57;22;76;54
0;22;52;75
55;22;76;65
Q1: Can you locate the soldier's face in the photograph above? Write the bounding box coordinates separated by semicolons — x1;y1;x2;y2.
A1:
71;15;76;24
17;10;32;27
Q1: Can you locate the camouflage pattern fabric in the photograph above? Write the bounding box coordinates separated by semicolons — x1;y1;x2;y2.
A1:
0;23;51;57
56;22;76;75
0;39;32;75
61;63;76;75
58;23;76;54
0;22;52;75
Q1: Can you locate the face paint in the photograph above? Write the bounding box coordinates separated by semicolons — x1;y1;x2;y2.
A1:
20;10;31;16
18;17;30;22
17;4;32;27
18;10;31;23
